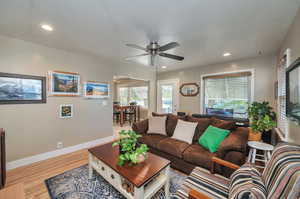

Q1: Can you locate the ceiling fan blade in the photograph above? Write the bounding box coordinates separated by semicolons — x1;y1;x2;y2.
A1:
125;53;149;60
159;53;184;61
126;44;147;51
159;42;179;51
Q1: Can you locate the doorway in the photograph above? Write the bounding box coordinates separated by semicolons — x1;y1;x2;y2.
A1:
157;79;179;114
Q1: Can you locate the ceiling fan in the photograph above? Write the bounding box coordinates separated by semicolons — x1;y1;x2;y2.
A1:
125;41;184;66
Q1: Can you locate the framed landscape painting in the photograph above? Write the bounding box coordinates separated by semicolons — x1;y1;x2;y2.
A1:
48;71;80;96
60;104;73;118
0;72;46;104
83;81;109;98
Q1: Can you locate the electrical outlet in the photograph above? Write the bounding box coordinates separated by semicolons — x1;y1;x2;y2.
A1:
57;142;63;149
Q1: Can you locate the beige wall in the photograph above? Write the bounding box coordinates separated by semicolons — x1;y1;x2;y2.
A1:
279;7;300;144
158;55;277;114
0;35;114;162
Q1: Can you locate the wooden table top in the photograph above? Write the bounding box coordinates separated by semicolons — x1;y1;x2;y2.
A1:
88;142;170;188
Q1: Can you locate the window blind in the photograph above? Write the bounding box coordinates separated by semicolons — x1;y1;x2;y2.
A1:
203;72;251;118
277;56;288;138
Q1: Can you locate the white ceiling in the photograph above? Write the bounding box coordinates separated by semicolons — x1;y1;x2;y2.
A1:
0;0;299;72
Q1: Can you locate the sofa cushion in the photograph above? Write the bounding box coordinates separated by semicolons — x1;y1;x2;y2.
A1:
166;114;187;137
138;133;168;148
262;143;300;198
183;144;215;170
172;120;198;144
229;163;267;199
211;117;235;130
199;125;230;153
174;167;229;199
157;137;190;158
148;116;167;135
152;112;187;137
186;116;211;143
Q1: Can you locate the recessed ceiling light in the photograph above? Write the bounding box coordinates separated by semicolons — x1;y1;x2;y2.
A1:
41;24;53;31
223;52;231;57
161;66;167;69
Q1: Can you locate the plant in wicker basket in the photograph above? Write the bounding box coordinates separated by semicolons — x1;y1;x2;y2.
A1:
247;101;276;141
112;130;149;166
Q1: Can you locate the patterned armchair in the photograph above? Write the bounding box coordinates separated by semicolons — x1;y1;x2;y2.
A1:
174;142;300;199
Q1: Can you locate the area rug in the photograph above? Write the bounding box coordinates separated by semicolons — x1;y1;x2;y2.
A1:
45;164;186;199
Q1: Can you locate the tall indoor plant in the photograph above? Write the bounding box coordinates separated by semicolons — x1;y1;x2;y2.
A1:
247;101;276;141
112;130;149;166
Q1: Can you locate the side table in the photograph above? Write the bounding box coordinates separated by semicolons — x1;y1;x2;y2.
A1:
247;141;274;168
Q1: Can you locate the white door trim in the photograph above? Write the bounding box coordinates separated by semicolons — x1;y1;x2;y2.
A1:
157;79;180;113
200;69;255;114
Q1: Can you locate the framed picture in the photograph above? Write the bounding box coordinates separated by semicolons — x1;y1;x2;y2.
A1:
83;81;109;98
60;104;73;118
0;72;46;104
48;71;80;96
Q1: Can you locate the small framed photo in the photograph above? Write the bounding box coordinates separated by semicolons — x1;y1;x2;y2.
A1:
83;81;109;98
60;104;73;118
0;72;46;104
48;71;80;96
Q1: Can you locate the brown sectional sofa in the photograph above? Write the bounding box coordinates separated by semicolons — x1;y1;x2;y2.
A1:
132;113;249;177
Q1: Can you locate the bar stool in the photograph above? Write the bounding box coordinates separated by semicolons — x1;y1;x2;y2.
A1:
247;141;274;169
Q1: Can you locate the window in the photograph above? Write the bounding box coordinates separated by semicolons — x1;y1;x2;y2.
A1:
129;87;148;107
277;51;289;140
119;87;129;105
118;86;148;108
202;71;252;118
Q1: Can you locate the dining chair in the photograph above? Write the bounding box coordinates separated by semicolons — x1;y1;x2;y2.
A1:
125;102;137;124
113;104;121;124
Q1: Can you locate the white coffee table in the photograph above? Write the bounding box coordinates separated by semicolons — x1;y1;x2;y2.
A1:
247;141;274;168
88;142;171;199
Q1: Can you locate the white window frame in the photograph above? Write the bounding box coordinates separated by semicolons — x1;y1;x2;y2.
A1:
200;69;255;115
117;85;150;108
275;48;291;141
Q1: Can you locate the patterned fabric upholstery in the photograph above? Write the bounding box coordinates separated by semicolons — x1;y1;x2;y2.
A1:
174;142;300;199
174;167;229;199
262;142;300;199
228;163;267;199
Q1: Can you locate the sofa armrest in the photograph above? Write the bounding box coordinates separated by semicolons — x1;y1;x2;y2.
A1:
189;189;211;199
216;127;249;159
132;119;148;134
210;156;240;174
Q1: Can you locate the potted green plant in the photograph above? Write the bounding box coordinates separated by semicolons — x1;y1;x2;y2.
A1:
247;101;276;141
112;130;149;166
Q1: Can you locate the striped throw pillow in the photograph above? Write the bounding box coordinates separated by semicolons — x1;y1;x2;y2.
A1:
229;163;267;199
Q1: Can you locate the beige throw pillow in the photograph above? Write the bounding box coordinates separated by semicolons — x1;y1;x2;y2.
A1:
171;120;198;144
148;116;167;135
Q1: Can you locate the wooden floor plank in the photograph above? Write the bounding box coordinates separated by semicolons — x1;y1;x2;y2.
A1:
6;149;89;199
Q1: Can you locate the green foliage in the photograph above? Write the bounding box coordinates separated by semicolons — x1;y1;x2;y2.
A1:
248;101;276;121
247;101;276;133
112;130;149;166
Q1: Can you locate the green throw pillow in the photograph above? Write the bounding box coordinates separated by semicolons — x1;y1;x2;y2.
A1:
198;125;230;153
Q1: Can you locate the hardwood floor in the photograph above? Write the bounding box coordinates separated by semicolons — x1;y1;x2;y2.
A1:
6;149;89;199
5;126;129;199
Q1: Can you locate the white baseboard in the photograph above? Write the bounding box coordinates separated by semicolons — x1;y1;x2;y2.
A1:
7;135;115;170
